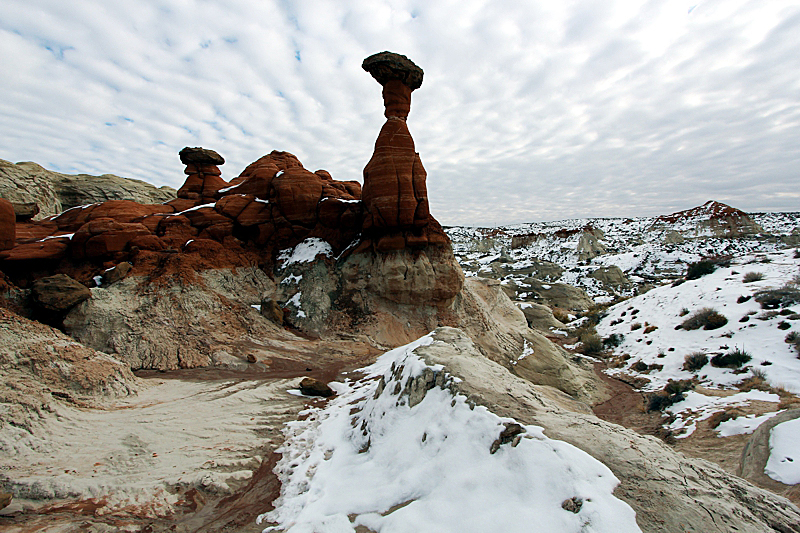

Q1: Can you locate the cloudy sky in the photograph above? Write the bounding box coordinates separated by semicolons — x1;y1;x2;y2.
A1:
1;0;798;226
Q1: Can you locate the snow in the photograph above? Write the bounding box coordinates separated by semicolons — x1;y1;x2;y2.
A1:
285;292;307;319
320;197;361;204
251;304;262;312
512;340;534;365
597;249;800;394
765;417;800;484
447;212;799;440
278;238;333;266
167;202;216;216
281;274;303;285
715;411;782;437
260;334;641;533
665;390;780;438
217;183;243;194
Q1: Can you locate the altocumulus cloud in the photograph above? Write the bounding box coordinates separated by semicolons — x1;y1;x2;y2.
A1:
0;0;798;226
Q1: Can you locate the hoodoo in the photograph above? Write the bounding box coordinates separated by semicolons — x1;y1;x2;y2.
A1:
360;52;447;251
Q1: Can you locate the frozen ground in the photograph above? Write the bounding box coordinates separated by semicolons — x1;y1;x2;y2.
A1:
260;334;641;533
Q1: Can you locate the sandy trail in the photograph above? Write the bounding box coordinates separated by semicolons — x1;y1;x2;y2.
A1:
0;372;316;532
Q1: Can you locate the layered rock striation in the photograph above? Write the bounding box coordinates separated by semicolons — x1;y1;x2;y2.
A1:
360;52;448;252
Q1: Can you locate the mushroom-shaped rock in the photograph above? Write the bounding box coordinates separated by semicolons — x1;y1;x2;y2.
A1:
361;52;431;238
177;147;227;203
362;51;424;91
178;147;225;166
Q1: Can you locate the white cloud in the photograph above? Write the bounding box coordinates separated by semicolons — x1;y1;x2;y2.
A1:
1;0;798;225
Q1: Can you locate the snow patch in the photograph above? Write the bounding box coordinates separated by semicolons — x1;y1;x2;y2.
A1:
277;238;333;266
259;334;641;533
766;418;800;484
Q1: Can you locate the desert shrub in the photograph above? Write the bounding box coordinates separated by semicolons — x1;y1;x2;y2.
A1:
780;308;795;316
679;307;690;316
750;367;768;380
579;334;604;355
743;272;764;283
583;306;609;326
739;315;750;323
683;352;709;372
778;321;791;330
647;394;678;412
630;322;642;331
686;261;716;280
603;333;624;348
711;348;752;368
644;325;658;334
707;409;744;429
786;332;800;356
664;379;694;396
757;310;779;320
754;288;800;309
631;361;649;372
681;307;728;331
737;295;751;304
647;380;694;412
552;308;571;324
795;249;800;259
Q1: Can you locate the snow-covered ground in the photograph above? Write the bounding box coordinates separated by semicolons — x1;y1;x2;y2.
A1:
447;211;799;302
446;208;799;484
260;334;641;533
596;249;800;393
594;249;799;438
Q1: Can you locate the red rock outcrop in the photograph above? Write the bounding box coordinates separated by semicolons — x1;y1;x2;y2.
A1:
360;52;447;252
1;55;453;288
0;198;15;251
177;147;228;203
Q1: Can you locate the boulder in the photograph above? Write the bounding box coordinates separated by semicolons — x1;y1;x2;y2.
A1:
589;265;631;289
0;159;62;219
299;377;334;397
0;197;15;250
663;230;685;244
101;261;132;285
520;302;566;332
577;229;607;260
522;278;594;311
178;147;225;166
739;408;800;503
260;297;285;325
31;274;92;312
0;491;11;510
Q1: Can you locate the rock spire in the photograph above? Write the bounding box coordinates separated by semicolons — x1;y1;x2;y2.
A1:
361;51;442;251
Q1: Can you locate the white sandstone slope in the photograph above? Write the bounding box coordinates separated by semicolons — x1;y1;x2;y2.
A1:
259;332;640;533
260;328;800;533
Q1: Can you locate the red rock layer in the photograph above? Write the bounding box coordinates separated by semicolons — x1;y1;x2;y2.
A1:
0;198;15;251
0;152;367;275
